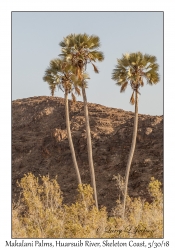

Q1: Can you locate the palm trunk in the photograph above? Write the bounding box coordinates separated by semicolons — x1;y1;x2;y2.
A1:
65;90;82;186
81;86;98;209
122;90;138;218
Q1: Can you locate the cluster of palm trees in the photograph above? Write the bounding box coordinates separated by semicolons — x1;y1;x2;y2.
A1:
43;33;159;218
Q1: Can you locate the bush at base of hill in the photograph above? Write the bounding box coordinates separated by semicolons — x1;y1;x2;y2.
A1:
12;173;163;238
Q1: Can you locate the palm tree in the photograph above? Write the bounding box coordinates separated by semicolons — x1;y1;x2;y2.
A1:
43;59;82;186
112;52;159;218
59;33;104;209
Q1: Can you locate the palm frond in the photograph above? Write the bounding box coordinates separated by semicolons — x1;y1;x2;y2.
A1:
143;54;157;64
88;35;100;49
130;91;135;105
144;70;160;85
49;84;57;96
112;66;128;84
74;86;81;96
92;63;99;73
120;81;128;93
71;93;76;103
70;74;78;83
140;78;144;87
76;67;82;80
89;51;104;62
59;41;66;47
57;84;64;92
82;72;90;80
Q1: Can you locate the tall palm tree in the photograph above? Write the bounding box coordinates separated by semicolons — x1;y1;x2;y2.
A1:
43;59;82;186
59;33;104;209
112;52;159;218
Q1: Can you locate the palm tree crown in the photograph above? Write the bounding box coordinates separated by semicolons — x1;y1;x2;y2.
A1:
59;33;104;78
43;59;81;100
112;52;160;103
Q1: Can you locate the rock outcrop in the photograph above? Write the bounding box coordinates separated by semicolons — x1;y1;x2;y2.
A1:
12;96;163;212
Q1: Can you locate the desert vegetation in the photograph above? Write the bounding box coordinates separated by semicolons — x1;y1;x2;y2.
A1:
12;33;162;238
12;173;163;238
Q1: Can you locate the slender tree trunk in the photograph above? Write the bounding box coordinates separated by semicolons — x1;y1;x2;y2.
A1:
65;90;82;186
51;89;54;97
81;86;98;209
122;90;138;218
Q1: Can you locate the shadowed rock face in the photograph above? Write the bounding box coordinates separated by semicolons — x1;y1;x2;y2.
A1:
12;96;163;212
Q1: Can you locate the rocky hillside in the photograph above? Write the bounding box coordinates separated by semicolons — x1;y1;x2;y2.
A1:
12;96;163;212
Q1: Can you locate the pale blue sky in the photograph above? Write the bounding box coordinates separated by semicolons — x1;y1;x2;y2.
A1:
12;12;163;115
